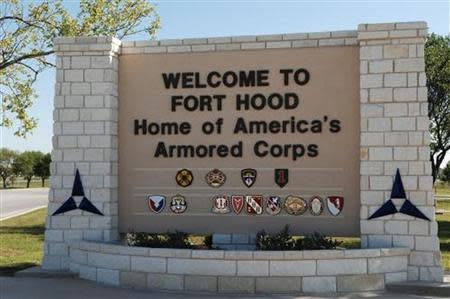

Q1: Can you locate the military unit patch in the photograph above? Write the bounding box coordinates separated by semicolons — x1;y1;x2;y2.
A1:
245;195;263;215
274;169;288;188
231;195;244;214
147;195;166;213
161;168;345;217
284;195;307;215
170;195;187;213
212;195;231;214
326;196;344;216
206;168;226;188
265;196;282;215
241;168;257;188
309;196;324;216
175;169;193;187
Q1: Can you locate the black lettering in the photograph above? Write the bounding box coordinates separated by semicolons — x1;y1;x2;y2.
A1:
154;142;168;157
294;68;310;85
181;72;194;88
207;71;221;88
307;144;319;157
279;69;293;85
257;70;270;86
134;119;147;135
162;73;180;89
254;140;269;157
239;70;256;87
233;117;248;134
329;119;341;133
292;144;305;161
171;95;183;112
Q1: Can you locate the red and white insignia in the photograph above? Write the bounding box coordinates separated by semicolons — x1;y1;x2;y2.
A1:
245;195;263;215
231;195;244;214
212;195;230;214
326;196;344;216
265;196;282;215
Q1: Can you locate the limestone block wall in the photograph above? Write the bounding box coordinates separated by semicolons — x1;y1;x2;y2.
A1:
69;241;410;293
43;37;121;269
357;22;442;281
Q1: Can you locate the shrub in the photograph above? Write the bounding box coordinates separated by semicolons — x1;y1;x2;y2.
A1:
126;231;192;249
256;225;342;250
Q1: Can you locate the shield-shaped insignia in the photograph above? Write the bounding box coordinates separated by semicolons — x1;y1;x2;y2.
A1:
212;195;231;214
284;195;307;215
241;168;257;188
326;196;344;216
265;196;282;215
147;195;166;213
274;169;288;188
175;169;193;187
170;195;187;214
245;195;263;215
309;196;324;216
205;169;226;188
231;195;244;214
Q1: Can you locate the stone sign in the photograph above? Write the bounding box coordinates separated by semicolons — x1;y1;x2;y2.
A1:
119;46;360;235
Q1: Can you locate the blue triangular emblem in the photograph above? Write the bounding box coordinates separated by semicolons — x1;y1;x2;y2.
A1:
369;169;429;221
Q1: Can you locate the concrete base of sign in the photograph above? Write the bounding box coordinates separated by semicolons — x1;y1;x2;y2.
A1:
211;233;257;250
68;241;409;294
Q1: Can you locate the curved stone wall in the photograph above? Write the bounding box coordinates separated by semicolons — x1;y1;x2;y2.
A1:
69;242;409;293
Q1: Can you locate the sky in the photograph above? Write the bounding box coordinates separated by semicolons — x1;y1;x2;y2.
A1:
2;0;450;165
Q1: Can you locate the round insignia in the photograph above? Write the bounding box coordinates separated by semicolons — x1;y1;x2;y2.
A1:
205;169;226;188
284;195;307;215
265;196;282;215
212;195;231;214
309;196;324;216
175;169;193;187
147;195;166;213
170;194;187;214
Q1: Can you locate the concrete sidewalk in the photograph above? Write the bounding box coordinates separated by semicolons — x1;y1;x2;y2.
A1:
0;277;438;299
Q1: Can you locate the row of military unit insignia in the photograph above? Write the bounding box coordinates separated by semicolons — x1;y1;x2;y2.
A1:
176;168;288;188
147;194;344;216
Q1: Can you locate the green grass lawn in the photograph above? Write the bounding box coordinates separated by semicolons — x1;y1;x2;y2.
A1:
436;200;450;271
435;182;450;196
0;208;46;275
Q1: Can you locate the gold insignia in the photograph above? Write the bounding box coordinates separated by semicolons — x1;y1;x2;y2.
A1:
284;195;307;215
175;169;193;187
205;169;226;188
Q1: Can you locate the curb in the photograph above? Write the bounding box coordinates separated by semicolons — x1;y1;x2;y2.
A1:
15;266;76;279
386;280;450;297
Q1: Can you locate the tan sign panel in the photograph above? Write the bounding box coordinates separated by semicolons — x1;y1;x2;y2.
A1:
119;46;360;236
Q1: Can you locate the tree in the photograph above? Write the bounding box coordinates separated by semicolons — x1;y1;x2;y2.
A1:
441;162;450;184
1;0;160;136
0;148;17;188
12;151;42;188
33;152;51;187
426;34;450;183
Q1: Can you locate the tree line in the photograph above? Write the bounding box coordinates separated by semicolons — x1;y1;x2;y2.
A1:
0;148;51;188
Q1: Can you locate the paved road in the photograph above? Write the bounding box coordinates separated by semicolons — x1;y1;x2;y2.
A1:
0;188;49;220
0;277;436;299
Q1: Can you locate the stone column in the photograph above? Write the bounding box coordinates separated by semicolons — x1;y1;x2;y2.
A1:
358;22;443;281
42;37;121;270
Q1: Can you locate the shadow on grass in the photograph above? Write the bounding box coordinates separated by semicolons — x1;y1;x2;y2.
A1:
0;262;38;277
0;224;45;236
438;219;450;237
